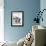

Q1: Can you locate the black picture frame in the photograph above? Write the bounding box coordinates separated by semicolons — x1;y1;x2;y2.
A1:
11;11;24;27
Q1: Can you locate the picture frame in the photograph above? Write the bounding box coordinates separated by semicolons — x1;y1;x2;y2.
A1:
11;11;24;27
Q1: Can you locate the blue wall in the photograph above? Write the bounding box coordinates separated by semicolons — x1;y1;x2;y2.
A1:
4;0;40;42
40;0;46;27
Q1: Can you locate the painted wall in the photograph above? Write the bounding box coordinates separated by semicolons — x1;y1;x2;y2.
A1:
4;0;40;42
40;0;46;27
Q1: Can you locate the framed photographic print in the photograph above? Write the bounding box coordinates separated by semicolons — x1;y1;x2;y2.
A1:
11;11;24;27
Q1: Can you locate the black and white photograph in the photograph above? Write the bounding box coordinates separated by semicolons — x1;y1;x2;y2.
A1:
11;11;24;27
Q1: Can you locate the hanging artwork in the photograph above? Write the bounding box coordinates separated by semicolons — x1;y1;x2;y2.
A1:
11;11;24;27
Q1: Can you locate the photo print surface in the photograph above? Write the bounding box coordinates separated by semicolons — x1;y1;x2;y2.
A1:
11;11;24;27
